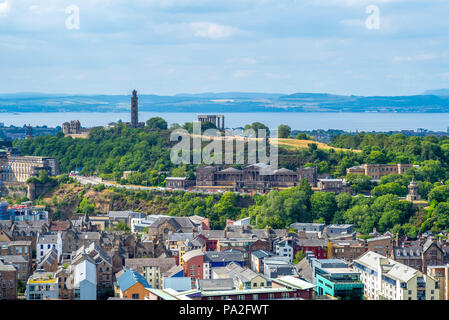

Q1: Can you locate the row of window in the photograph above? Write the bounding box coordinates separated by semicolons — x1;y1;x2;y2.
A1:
1;280;14;289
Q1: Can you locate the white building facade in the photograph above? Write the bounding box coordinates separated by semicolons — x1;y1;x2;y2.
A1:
354;251;439;300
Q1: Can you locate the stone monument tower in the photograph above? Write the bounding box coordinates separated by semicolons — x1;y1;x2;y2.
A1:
131;89;138;128
406;179;421;201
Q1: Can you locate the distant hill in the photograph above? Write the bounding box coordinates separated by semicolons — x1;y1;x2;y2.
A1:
1;91;449;113
422;89;449;96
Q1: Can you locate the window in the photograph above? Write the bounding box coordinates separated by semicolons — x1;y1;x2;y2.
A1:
132;293;139;299
238;295;245;300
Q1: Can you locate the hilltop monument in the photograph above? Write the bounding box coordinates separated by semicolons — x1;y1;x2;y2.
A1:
130;90;145;128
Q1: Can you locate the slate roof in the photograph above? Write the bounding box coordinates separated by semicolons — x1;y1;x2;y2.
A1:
0;260;16;272
296;239;327;247
72;242;112;266
117;268;151;292
423;239;440;253
165;177;187;181
168;233;194;242
355;251;421;283
251;250;273;259
393;246;422;259
80;232;101;241
49;221;71;232
199;230;226;239
295;258;313;283
125;258;177;274
38;247;58;267
149;217;195;233
37;234;59;244
182;249;203;262
108;211;134;219
219;168;242;173
204;250;244;263
163;265;184;278
213;262;263;283
197;279;235;291
0;255;27;264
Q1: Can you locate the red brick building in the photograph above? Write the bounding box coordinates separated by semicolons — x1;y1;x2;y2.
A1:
0;260;17;300
182;249;204;287
295;239;328;260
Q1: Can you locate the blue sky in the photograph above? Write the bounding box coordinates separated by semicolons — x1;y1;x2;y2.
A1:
0;0;448;96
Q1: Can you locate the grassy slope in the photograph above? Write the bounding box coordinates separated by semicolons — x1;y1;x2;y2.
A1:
272;138;361;153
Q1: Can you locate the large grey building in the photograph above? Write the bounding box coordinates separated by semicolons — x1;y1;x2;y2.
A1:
0;151;59;184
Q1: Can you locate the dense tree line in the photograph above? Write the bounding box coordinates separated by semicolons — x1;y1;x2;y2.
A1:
15;120;449;236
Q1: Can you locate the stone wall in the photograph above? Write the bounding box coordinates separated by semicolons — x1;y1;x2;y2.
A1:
27;182;55;200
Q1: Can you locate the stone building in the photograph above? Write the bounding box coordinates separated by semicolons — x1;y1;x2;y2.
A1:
406;179;421;201
165;177;195;189
0;260;17;300
196;163;317;191
391;239;445;273
0;153;59;184
129;90;145;129
198;115;225;130
62;120;81;134
366;235;394;257
55;265;74;300
427;265;449;300
317;178;352;194
346;163;413;180
71;242;113;296
327;239;367;262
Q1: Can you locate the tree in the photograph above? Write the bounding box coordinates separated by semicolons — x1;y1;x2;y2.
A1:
201;121;217;132
146;117;168;130
345;173;372;193
366;150;386;164
114;222;131;233
310;192;337;224
428;185;449;203
432;202;449;231
371;182;407;197
244;122;270;137
308;143;318;152
293;250;306;264
296;133;311;140
77;198;95;215
277;125;291;139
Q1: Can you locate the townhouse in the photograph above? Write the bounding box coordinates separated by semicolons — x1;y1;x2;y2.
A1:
354;251;439;300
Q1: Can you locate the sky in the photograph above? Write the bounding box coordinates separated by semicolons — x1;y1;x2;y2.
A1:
0;0;448;96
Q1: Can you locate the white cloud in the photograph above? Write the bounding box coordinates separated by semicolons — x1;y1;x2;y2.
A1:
0;1;10;15
314;0;404;6
190;22;237;39
394;53;437;62
233;70;250;78
340;19;365;28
